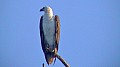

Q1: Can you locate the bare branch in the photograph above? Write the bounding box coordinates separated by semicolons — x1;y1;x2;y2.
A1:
42;63;45;67
55;53;70;67
42;49;70;67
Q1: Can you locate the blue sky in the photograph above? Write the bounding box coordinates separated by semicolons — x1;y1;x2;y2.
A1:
0;0;120;67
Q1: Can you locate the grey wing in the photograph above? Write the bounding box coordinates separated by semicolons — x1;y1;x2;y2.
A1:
55;15;60;51
40;16;46;52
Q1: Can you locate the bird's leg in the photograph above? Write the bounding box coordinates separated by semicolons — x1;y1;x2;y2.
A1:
46;48;54;53
45;44;54;53
45;44;55;54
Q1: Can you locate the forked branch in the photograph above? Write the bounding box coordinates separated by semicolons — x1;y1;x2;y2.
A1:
42;49;70;67
55;53;70;67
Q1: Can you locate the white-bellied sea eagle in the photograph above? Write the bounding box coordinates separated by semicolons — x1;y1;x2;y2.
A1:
39;6;60;65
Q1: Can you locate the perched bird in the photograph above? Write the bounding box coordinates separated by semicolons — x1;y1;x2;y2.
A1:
39;6;60;65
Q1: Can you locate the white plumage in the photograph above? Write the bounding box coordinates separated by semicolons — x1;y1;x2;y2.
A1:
43;13;55;48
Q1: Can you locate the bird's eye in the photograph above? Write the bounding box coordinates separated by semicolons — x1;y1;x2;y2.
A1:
43;7;45;9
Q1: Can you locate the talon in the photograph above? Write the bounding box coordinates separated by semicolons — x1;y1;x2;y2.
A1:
46;48;54;53
52;50;54;52
46;48;49;50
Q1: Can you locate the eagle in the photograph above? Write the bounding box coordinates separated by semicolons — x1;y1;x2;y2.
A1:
39;6;60;65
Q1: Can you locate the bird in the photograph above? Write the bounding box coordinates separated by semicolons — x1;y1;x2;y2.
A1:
39;6;60;65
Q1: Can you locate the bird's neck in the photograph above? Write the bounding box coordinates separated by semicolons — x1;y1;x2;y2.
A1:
44;11;53;19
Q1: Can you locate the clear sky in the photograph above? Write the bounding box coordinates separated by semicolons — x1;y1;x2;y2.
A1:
0;0;120;67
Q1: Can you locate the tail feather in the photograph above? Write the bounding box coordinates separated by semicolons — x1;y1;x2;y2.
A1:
53;57;56;65
45;48;58;65
45;54;54;65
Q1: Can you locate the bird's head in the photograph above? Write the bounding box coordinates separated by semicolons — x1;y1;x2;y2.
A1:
40;6;53;14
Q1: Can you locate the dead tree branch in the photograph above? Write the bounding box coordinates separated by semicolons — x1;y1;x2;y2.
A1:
42;63;45;67
42;49;70;67
55;53;70;67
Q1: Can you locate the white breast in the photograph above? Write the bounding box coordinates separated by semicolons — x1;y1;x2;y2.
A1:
43;15;55;47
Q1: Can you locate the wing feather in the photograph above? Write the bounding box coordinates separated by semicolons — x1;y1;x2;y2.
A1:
55;15;60;51
40;16;46;52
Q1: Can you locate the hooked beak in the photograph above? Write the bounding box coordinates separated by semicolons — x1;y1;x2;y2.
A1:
40;8;44;12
